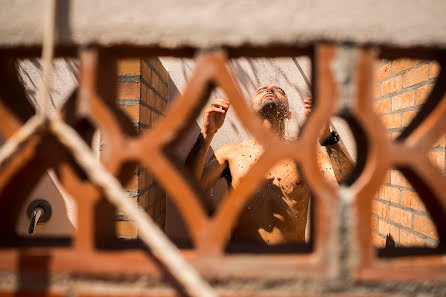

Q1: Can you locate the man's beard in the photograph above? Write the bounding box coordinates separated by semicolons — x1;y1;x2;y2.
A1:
260;101;288;119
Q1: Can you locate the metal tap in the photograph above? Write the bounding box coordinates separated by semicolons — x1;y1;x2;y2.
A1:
27;199;52;234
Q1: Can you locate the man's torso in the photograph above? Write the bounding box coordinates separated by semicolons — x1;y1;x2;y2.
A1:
220;139;310;244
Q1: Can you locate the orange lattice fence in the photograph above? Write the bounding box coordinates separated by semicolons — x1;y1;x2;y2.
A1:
0;4;445;297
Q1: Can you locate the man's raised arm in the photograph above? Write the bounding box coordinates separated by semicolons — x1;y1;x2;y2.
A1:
304;97;354;184
185;98;230;190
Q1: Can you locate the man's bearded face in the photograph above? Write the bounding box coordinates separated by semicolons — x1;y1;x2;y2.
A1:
251;84;290;119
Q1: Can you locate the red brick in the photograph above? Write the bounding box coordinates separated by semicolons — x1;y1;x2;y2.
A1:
160;83;169;99
120;105;139;122
151;112;160;129
429;61;440;79
148;206;155;217
124;173;138;191
141;62;153;84
117;82;140;99
380;186;400;203
376;63;392;81
414;59;424;65
378;219;399;241
151;73;159;92
372;200;389;218
138;191;150;210
415;83;434;105
389;205;412;228
392;59;415;74
158;213;166;228
428;151;445;171
391;91;414;111
116;220;137;238
140;105;152;127
402;110;417;127
413;215;438;239
117;59;140;75
399;229;425;246
375;83;381;99
374;98;391;114
401;191;426;213
382;76;402;95
403;65;429;87
156;96;164;111
390;131;400;139
371;216;378;231
161;99;167;112
390;170;411;188
372;232;386;247
381;113;401;129
425;239;438;248
163;69;169;83
147;88;157;108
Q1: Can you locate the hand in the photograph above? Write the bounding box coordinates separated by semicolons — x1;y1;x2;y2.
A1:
304;96;331;139
304;96;312;118
202;98;230;138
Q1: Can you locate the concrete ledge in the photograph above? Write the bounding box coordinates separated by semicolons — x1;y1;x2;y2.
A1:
1;0;446;48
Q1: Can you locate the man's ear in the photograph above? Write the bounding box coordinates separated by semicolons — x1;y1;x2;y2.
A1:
286;111;291;119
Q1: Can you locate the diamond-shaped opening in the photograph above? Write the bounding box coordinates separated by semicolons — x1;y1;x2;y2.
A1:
372;168;444;257
0;57;84;247
112;164;168;241
92;160;180;250
374;58;440;140
14;170;76;241
16;58;79;113
310;115;364;187
159;55;331;253
0;140;74;248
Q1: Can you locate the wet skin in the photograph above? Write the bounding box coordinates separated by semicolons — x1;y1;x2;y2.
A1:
186;84;349;245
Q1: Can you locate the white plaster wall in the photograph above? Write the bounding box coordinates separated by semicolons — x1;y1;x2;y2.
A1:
7;56;356;241
12;58;79;237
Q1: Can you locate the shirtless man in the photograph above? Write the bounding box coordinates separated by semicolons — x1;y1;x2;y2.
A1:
186;84;353;244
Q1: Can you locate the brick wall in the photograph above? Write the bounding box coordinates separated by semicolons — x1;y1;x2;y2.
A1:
372;59;444;247
114;58;169;238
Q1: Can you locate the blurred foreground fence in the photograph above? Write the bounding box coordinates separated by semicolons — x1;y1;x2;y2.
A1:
0;1;446;297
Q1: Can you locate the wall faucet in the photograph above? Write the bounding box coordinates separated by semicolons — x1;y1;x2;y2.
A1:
27;199;52;234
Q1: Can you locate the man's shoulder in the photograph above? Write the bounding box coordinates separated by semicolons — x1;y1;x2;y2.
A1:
215;142;240;156
215;140;252;161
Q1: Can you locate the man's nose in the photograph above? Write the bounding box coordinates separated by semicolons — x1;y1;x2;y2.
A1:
266;87;274;94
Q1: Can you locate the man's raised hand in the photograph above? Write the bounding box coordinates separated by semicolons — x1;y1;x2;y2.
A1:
202;98;230;138
304;96;312;118
304;96;331;140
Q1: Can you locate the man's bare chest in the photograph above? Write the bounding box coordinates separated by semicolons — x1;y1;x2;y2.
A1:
226;144;303;196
